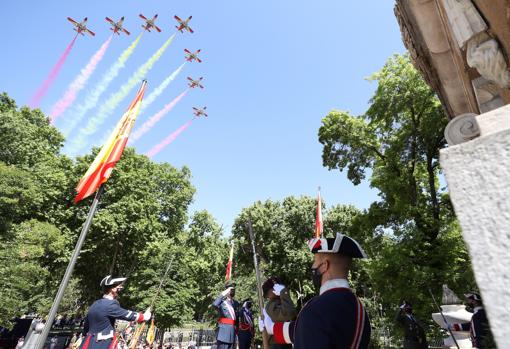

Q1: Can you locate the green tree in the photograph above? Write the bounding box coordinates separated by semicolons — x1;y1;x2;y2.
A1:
70;148;195;302
318;54;475;331
0;220;69;326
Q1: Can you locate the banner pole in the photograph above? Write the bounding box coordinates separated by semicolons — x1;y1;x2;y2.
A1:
247;216;270;349
36;184;106;349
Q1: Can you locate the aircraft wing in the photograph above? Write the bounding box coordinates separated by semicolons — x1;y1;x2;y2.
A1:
122;28;130;35
188;27;194;34
174;15;182;22
139;14;148;20
67;17;78;25
86;29;96;36
184;49;191;54
154;25;162;33
105;17;115;24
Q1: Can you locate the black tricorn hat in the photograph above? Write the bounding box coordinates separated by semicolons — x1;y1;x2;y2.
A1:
464;292;482;302
100;275;126;290
307;233;367;258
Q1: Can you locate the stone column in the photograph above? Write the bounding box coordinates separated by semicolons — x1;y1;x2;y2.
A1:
440;104;510;348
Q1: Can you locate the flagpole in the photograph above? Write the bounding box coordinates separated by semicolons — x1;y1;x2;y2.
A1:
246;216;270;349
36;184;106;349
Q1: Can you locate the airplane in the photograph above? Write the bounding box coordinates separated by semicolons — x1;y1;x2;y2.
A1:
184;49;202;63
193;106;208;117
106;16;130;36
67;17;95;36
139;14;162;32
174;15;193;33
187;77;204;89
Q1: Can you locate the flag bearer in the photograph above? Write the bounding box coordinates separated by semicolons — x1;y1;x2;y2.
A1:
80;275;151;349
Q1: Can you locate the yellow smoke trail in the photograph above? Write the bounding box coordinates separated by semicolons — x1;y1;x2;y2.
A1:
68;34;175;155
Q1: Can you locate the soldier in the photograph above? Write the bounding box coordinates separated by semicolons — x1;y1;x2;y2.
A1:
261;276;297;349
395;301;428;349
237;299;254;349
449;292;491;349
80;275;151;349
259;233;371;348
212;282;239;349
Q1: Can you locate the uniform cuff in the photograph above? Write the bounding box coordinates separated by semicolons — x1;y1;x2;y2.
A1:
136;312;144;322
273;322;292;344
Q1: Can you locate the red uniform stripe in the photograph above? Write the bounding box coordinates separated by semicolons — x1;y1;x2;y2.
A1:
136;312;144;323
81;334;92;349
273;322;287;344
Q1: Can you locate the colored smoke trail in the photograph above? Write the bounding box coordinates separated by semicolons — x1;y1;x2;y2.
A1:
69;34;176;154
50;36;113;123
140;63;186;114
145;119;194;158
130;90;188;143
61;33;143;136
29;35;77;108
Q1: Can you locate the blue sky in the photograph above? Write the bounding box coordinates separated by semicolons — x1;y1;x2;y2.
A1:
0;1;405;232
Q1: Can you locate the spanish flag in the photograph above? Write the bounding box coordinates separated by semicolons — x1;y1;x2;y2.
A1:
225;242;234;282
314;187;323;238
74;80;147;203
146;318;155;345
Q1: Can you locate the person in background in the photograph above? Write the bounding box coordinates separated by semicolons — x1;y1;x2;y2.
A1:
212;282;239;349
238;299;254;349
395;301;428;349
261;276;297;349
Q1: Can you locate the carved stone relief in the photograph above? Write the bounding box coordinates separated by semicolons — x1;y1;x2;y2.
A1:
441;0;487;47
467;35;510;89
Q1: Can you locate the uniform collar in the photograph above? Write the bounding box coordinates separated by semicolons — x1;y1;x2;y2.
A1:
473;306;483;313
320;278;350;295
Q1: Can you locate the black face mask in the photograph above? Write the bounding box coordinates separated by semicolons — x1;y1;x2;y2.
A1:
230;290;236;298
310;263;325;289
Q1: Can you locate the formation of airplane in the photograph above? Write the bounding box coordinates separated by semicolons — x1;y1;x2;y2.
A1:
139;13;162;33
187;77;204;89
184;49;202;63
67;17;95;36
105;16;130;36
65;16;209;120
193;106;208;118
174;15;193;33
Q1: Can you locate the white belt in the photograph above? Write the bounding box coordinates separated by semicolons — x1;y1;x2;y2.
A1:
96;330;114;341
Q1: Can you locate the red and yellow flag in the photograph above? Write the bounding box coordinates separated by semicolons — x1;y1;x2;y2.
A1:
74;80;147;203
314;187;323;238
146;318;155;345
225;242;234;282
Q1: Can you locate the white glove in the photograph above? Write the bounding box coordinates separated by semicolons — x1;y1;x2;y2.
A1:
221;287;232;297
258;317;264;332
143;308;152;321
262;309;274;335
272;284;285;296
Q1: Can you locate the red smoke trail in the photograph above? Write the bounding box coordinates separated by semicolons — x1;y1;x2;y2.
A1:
29;35;78;108
50;35;113;123
145;118;195;158
130;89;188;143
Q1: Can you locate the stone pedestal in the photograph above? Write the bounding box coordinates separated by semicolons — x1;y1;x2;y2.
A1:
440;104;510;349
432;305;472;348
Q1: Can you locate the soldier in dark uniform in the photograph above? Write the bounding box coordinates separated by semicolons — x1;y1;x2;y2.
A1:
212;282;239;349
395;301;428;349
80;275;151;349
450;292;491;349
237;299;254;349
259;233;371;348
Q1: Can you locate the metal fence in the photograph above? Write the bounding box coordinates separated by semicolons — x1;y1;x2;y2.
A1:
162;328;216;348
